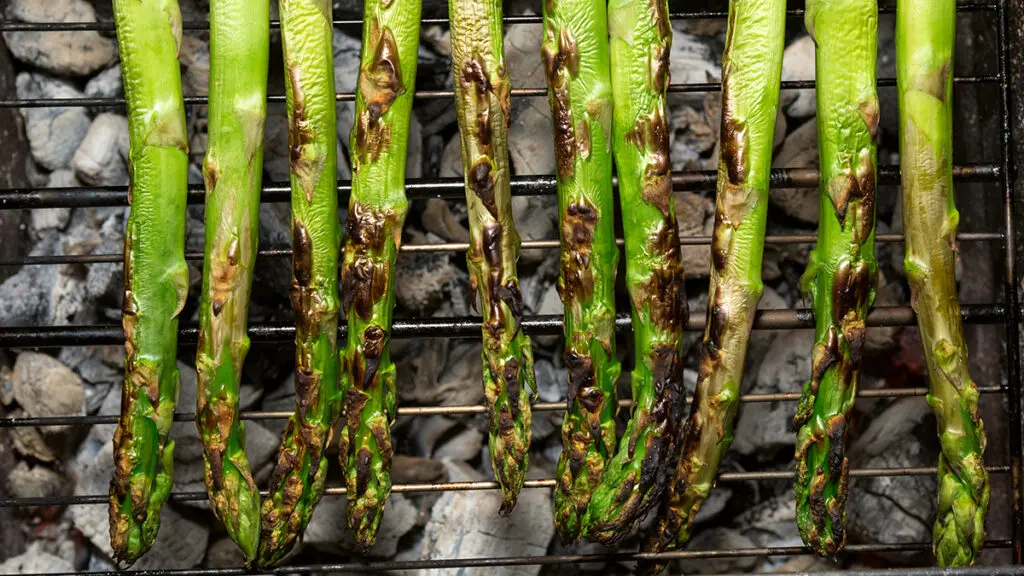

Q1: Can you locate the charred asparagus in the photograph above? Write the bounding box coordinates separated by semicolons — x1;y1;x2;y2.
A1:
337;0;422;549
896;0;989;565
195;0;269;563
448;0;538;514
580;0;688;545
257;0;341;565
109;0;190;565
793;0;879;556
542;0;621;544
637;0;785;572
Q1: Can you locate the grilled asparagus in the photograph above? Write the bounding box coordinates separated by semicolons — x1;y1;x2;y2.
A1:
793;0;879;556
580;0;688;545
896;0;989;565
337;0;422;549
542;0;621;544
257;0;341;565
109;0;189;565
637;1;785;572
449;0;538;514
195;0;269;563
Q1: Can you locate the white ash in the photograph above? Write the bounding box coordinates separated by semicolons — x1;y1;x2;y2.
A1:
1;351;86;435
2;0;116;78
780;35;817;119
16;72;91;171
71;113;129;187
0;542;73;575
410;460;554;576
84;66;123;101
769;117;819;224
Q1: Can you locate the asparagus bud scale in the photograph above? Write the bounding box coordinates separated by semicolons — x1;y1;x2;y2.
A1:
541;0;621;544
109;0;190;565
448;0;538;514
258;0;341;565
337;0;422;549
581;0;689;545
195;0;270;563
793;0;879;556
896;0;989;565
638;0;785;571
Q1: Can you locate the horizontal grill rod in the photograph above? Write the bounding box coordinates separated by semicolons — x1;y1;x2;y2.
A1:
0;232;1004;267
0;466;1010;508
0;386;1005;429
0;164;1000;210
0;75;1000;109
0;2;998;31
0;305;1005;348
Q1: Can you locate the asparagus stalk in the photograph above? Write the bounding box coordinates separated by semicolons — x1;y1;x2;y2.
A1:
793;0;879;556
257;0;340;565
580;0;688;545
541;0;621;544
336;0;421;549
896;1;989;565
108;0;189;565
448;0;538;515
195;0;269;564
637;1;785;572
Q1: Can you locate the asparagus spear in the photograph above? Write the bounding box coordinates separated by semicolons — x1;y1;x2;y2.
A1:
108;0;189;565
637;1;785;571
257;0;340;565
580;0;688;545
448;0;538;515
336;0;421;549
195;0;269;564
793;0;879;556
896;1;989;565
542;0;621;544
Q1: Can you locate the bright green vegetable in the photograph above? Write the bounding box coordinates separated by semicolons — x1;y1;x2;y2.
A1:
337;0;421;550
896;0;989;566
541;0;621;544
580;0;688;545
793;0;879;556
257;0;340;565
194;0;269;564
108;0;189;566
637;0;785;572
448;0;538;515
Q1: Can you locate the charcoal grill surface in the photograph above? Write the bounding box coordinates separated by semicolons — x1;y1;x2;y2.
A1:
0;1;1022;574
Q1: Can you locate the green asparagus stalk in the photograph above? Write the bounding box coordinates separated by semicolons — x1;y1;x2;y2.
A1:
793;0;879;556
336;0;422;550
257;0;340;565
448;0;538;515
896;1;989;566
541;0;621;544
108;0;189;566
580;0;688;545
637;1;785;572
194;0;269;564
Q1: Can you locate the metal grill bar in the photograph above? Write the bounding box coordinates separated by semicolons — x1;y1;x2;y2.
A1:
0;232;1005;267
0;164;1001;210
0;305;1006;348
0;466;1012;508
0;75;1002;109
0;386;1007;429
0;2;1000;32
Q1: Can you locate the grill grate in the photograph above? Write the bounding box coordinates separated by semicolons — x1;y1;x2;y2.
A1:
0;0;1021;574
